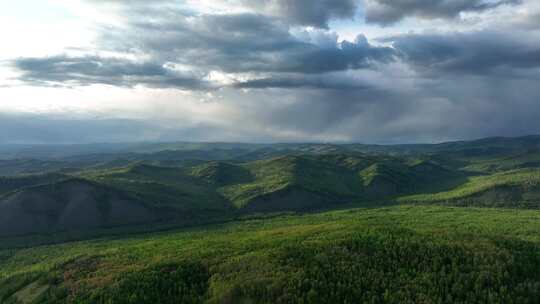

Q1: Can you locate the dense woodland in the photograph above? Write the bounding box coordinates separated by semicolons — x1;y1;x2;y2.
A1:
0;206;538;303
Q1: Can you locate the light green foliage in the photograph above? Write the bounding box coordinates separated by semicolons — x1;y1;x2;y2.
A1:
464;151;540;173
219;156;365;208
86;164;229;212
400;168;540;208
223;156;300;205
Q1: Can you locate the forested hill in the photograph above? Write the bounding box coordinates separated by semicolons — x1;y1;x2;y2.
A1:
1;136;540;241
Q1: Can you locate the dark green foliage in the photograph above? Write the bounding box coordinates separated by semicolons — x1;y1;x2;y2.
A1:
0;178;159;238
74;262;210;304
268;233;539;304
0;159;71;176
0;173;68;196
191;162;253;186
88;164;230;212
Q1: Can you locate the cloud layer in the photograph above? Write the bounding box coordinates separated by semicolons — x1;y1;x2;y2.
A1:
2;0;540;144
13;55;213;90
364;0;521;25
239;0;358;28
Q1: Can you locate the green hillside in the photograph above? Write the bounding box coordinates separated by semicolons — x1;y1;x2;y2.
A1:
1;152;530;240
463;151;540;173
86;164;231;213
0;173;68;196
399;169;540;208
0;178;157;238
190;162;253;187
1;138;540;241
218;155;363;209
0;205;538;303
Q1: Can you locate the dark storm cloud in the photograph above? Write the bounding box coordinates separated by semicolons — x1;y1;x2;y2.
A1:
282;35;396;73
12;56;213;90
11;13;394;87
103;13;395;74
90;0;359;28
6;0;540;144
240;0;358;28
365;0;521;25
234;74;372;90
230;71;540;143
390;30;540;76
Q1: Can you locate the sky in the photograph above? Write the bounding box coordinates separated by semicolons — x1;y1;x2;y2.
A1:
0;0;539;144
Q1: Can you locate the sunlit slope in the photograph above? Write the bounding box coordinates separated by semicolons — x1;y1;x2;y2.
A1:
399;169;540;208
463;151;540;173
215;155;464;211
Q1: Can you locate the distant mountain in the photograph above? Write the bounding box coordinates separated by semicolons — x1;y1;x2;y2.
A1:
2;135;540;163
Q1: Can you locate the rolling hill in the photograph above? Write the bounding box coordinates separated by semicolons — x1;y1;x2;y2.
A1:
399;168;540;209
0;173;68;196
0;179;156;237
0;135;540;241
0;154;468;240
1;136;540;303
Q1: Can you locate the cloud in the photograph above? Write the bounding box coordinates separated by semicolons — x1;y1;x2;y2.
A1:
238;0;358;28
364;0;521;25
217;68;540;144
234;77;364;90
11;11;394;88
234;72;375;90
512;2;540;29
101;13;395;74
390;30;540;76
4;0;540;144
12;55;214;90
88;0;359;28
